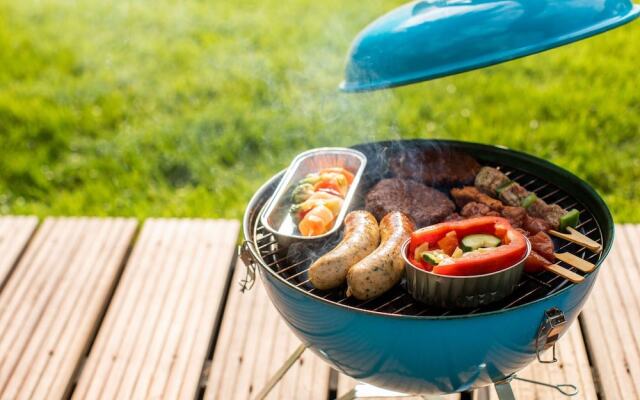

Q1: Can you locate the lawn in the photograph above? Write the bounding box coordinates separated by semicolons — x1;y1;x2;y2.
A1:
1;0;639;222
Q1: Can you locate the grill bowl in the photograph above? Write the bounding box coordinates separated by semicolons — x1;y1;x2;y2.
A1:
402;237;531;308
242;139;614;394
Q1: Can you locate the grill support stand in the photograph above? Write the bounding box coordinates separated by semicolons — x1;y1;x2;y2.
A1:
254;345;578;400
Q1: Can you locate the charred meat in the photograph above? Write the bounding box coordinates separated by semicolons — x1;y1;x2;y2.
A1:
473;166;578;230
450;186;503;211
475;166;511;195
498;183;529;207
460;202;500;219
528;199;567;229
365;178;455;228
529;231;555;262
389;148;481;186
523;214;552;235
501;206;526;229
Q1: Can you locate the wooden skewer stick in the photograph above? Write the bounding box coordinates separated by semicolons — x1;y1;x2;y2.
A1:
554;252;596;273
549;227;602;254
544;264;584;283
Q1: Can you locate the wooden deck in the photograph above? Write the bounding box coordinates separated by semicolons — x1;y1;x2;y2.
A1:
0;216;637;399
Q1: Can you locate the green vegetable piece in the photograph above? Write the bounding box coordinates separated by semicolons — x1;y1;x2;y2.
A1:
521;193;538;209
495;181;514;195
291;183;314;203
422;252;440;266
559;209;580;231
299;173;321;186
461;234;502;252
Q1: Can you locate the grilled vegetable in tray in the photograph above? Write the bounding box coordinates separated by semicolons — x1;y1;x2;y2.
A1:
289;167;354;236
408;216;528;276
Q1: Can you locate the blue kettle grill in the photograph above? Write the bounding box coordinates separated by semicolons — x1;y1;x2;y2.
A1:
240;2;638;399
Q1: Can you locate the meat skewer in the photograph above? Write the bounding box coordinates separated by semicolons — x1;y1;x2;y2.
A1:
474;167;580;231
451;192;587;282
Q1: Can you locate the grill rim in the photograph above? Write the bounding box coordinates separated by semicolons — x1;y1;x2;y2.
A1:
242;139;615;320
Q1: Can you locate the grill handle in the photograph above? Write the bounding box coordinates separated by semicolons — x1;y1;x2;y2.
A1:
535;307;567;363
239;240;258;292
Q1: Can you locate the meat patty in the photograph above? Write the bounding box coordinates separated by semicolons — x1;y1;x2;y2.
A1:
389;148;481;186
365;178;455;228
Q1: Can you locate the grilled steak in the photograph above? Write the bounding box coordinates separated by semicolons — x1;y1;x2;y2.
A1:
365;178;455;228
389;148;481;186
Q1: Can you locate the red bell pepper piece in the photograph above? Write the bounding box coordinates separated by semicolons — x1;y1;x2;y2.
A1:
408;216;528;276
437;231;459;256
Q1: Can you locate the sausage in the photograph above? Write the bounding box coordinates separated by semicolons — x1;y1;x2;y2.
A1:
308;211;380;290
346;212;414;300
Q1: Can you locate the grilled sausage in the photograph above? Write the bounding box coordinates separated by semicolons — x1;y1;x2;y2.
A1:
308;211;380;290
346;212;414;300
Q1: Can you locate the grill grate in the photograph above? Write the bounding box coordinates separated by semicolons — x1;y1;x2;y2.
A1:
250;164;604;317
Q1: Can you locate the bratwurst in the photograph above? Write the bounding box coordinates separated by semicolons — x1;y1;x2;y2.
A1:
308;211;380;290
346;212;414;300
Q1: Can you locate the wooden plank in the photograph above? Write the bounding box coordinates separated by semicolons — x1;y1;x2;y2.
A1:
73;218;238;400
580;224;640;399
205;264;332;400
0;216;38;288
337;375;460;399
480;322;597;400
0;217;136;399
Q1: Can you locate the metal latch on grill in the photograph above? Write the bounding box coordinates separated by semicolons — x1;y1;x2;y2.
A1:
239;240;257;292
535;307;566;363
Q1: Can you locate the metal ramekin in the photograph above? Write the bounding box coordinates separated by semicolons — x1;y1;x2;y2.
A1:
402;237;531;308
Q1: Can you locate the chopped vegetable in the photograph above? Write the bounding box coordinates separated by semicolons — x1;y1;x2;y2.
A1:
409;216;528;276
495;181;514;195
289;167;354;236
437;231;459;256
452;247;464;258
319;167;354;184
414;242;430;261
460;234;501;252
559;209;580;231
291;183;315;203
521;193;538;209
299;173;322;186
422;252;443;266
290;192;343;222
298;205;334;236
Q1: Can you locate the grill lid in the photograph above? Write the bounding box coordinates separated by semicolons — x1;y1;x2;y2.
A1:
340;0;640;92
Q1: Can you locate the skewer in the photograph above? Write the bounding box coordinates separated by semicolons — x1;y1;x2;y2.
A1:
554;252;596;273
544;264;584;283
549;227;602;253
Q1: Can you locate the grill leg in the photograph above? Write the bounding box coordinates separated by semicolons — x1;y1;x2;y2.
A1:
255;344;307;400
493;377;516;400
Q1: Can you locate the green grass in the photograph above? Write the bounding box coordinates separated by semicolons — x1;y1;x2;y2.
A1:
1;0;639;221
